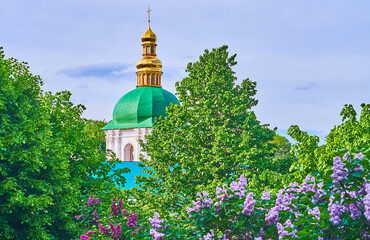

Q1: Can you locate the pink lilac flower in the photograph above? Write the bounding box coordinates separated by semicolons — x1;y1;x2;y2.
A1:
80;235;91;240
150;229;165;240
242;192;256;216
127;212;138;227
87;195;100;207
110;223;122;239
261;190;270;200
118;198;123;208
110;198;120;216
99;223;109;236
149;212;164;230
90;210;98;224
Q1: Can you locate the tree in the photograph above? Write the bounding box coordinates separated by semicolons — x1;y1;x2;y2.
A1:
84;119;108;151
0;47;127;239
134;45;277;216
285;103;370;183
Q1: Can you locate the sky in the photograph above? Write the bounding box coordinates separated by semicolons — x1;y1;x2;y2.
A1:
1;0;369;143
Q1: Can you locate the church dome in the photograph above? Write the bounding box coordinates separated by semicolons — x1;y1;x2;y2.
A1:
102;86;179;130
141;27;157;42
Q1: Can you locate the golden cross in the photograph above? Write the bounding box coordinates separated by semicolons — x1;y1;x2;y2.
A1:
147;5;152;27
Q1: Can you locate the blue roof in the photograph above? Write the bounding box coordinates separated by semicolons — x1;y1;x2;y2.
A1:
112;161;149;189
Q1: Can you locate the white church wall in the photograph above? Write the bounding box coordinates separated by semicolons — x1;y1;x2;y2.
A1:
104;127;152;162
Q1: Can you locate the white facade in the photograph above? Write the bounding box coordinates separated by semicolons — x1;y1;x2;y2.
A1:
104;127;152;162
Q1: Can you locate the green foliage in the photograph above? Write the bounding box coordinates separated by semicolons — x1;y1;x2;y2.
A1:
84;119;107;151
0;47;127;239
134;45;278;217
286;103;370;183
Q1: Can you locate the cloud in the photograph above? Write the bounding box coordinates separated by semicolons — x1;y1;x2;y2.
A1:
294;82;317;91
57;63;135;79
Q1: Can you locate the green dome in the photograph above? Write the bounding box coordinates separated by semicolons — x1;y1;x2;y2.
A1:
102;87;179;130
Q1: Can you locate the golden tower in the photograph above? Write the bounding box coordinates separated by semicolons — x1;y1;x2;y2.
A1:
136;6;162;88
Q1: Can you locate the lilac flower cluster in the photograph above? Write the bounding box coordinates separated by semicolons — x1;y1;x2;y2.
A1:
331;156;347;185
364;182;370;221
110;223;122;239
98;223;109;236
149;212;165;240
126;212;138;227
110;197;124;216
242;192;256;216
277;219;297;239
149;212;164;230
87;195;101;207
187;192;213;217
230;175;248;199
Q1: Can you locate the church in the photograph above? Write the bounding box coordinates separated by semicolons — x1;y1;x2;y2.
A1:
102;10;179;187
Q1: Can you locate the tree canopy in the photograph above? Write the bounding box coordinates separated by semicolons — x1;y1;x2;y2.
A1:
133;46;282;216
0;47;127;239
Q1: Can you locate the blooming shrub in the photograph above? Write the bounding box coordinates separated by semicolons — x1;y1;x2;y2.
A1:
76;149;370;239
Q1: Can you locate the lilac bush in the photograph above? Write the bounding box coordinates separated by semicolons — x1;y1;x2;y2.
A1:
75;150;370;239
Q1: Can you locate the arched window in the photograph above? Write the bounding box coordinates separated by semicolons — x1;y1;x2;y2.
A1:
151;46;154;54
124;144;134;161
151;75;155;84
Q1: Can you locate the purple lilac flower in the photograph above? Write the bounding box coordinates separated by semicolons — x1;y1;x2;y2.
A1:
308;206;320;220
150;229;165;240
349;202;362;220
328;195;343;225
202;229;214;240
127;212;138;227
187;192;213;217
331;156;347;185
265;206;280;225
277;219;297;239
242;192;256;216
110;223;122;239
261;190;270;200
354;152;363;160
363;182;370;220
300;175;316;193
343;152;350;161
149;212;164;230
99;223;109;236
230;175;248;199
